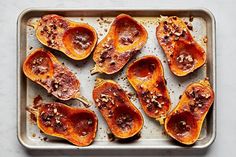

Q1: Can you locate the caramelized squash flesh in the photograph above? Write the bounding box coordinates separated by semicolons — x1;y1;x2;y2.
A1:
23;49;54;80
164;80;214;145
92;14;148;74
127;56;171;123
92;79;143;139
29;102;98;146
35;14;97;60
23;49;88;103
156;16;206;76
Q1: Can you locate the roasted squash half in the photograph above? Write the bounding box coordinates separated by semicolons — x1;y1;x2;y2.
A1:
28;102;98;146
127;55;171;124
35;14;97;60
164;79;214;145
23;48;89;104
156;16;206;76
91;14;148;74
92;78;143;139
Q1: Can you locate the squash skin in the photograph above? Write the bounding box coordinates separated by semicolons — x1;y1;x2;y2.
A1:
127;55;171;123
35;14;97;60
156;16;206;76
92;79;144;139
92;14;148;74
30;102;98;147
164;80;214;145
23;48;81;101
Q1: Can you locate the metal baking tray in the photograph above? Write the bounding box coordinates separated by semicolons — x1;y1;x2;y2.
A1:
17;8;216;150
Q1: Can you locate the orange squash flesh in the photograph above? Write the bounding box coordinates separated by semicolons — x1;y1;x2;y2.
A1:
35;14;97;60
127;55;171;124
28;102;98;146
91;14;148;74
92;78;143;139
23;48;88;104
164;79;214;145
156;16;206;76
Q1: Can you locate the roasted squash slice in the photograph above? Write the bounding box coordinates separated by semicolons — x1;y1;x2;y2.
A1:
127;55;171;124
164;79;214;145
34;14;97;60
91;14;148;74
156;16;206;76
92;78;143;139
28;102;98;146
23;48;89;105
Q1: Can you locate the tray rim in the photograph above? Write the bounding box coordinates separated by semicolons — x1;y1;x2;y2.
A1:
17;7;216;150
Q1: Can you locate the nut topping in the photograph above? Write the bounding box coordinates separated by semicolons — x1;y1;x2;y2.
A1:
116;113;133;130
186;87;211;112
176;53;194;70
141;90;165;113
72;31;92;50
31;57;49;75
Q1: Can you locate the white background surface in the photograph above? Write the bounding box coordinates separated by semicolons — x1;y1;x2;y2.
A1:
0;0;235;156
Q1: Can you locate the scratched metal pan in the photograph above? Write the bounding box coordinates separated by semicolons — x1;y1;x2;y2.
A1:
17;8;216;150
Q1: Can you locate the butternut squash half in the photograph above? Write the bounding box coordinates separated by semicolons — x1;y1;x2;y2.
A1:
91;14;148;74
23;48;89;104
156;16;206;76
127;55;171;124
164;79;214;145
28;102;98;146
35;14;97;60
92;78;143;139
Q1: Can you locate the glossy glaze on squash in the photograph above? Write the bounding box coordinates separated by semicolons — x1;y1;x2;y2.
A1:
127;55;171;124
92;78;143;139
35;14;97;60
164;79;214;145
156;16;206;76
91;14;148;74
23;48;88;104
28;102;98;146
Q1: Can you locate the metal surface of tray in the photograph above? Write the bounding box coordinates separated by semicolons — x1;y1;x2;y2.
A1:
17;8;216;150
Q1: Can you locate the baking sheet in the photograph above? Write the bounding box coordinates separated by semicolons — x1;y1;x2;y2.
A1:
17;8;216;149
